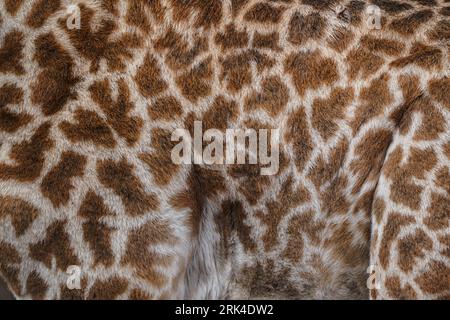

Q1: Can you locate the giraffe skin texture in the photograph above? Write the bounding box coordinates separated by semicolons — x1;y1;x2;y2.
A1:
0;0;449;300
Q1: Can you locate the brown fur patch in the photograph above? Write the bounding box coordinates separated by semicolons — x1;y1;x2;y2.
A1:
390;10;433;35
244;3;284;23
215;200;256;258
5;0;24;15
256;176;309;250
0;242;21;295
328;28;354;53
0;122;53;182
170;166;226;237
97;158;159;216
427;19;450;42
436;167;450;194
424;192;449;230
346;47;384;80
350;129;392;193
390;42;442;70
148;96;183;121
352;74;393;132
176;58;213;102
26;271;48;300
285;107;313;171
252;32;281;50
60;109;116;148
378;213;415;269
373;197;386;224
288;12;326;45
154;28;208;71
385;276;417;299
40;151;86;208
244;76;289;117
29;220;80;270
139;128;180;186
0;30;25;75
0;83;31;133
60;4;141;72
372;0;412;13
31;33;80;115
89;79;143;146
26;0;61;28
171;0;222;29
88;277;128;299
415;260;450;295
326;221;369;268
398;229;433;273
285;51;338;96
428;77;450;110
121;220;174;287
308;138;349;189
215;24;249;51
220;50;275;92
134;53;167;99
360;35;405;56
283;210;324;262
78;191;115;267
0;196;38;236
202;96;239;130
312;87;353;140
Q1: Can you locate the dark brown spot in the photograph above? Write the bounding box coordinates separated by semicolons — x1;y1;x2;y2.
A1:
428;77;450;110
390;42;442;70
29;220;80;270
97;158;159;216
26;0;61;28
31;33;79;115
390;10;433;35
385;276;417;299
60;4;141;72
0;242;21;295
288;12;326;45
5;0;24;15
60;109;116;148
244;76;289;117
0;122;53;182
252;32;280;51
378;212;414;269
285;107;313;171
40;151;86;208
87;277;128;300
26;271;48;300
0;197;39;236
215;200;256;258
215;24;248;51
171;0;222;29
415;260;450;295
176;58;213;102
244;3;284;23
0;83;30;133
312;87;353;140
148;96;183;121
134;53;167;99
139;128;180;186
89;79;143;146
398;229;433;273
285;51;338;96
0;30;25;75
78;191;115;267
121;220;174;287
424;192;449;230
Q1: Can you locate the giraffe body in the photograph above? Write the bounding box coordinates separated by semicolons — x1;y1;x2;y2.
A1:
0;0;449;300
